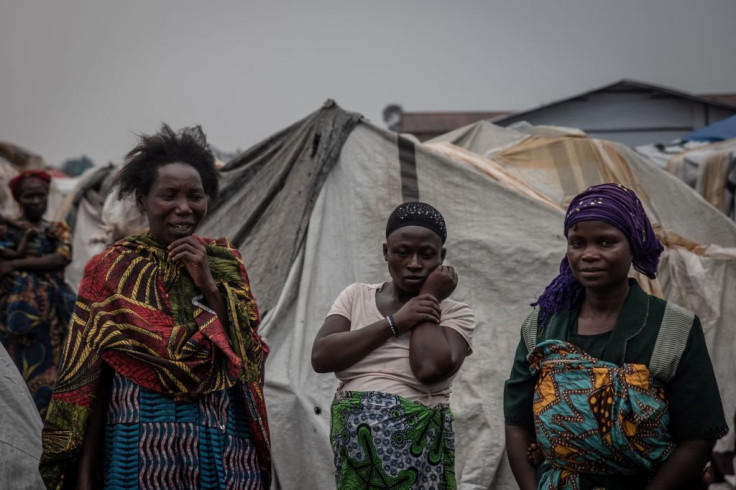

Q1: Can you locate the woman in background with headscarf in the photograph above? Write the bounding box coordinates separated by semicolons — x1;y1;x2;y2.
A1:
312;202;475;490
504;183;728;489
0;170;75;417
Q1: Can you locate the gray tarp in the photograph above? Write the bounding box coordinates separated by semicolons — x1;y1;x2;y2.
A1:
198;103;572;489
0;344;45;489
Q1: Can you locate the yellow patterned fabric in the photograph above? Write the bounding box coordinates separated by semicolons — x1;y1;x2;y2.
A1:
40;234;271;489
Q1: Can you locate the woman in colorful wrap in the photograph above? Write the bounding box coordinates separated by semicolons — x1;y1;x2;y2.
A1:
40;125;271;489
312;202;475;490
0;169;75;417
503;183;728;490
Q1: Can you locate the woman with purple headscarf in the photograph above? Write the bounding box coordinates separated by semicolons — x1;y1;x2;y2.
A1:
503;183;727;490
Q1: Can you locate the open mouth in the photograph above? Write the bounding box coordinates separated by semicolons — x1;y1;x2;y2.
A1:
170;223;193;233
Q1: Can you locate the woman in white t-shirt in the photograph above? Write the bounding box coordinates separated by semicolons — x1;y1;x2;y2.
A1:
311;202;475;490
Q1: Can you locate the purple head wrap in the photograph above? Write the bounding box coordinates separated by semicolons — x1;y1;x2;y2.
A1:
533;183;663;329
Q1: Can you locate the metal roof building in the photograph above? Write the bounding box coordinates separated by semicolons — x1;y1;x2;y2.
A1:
492;79;736;146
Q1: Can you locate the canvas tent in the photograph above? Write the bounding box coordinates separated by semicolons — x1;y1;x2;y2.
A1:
194;101;735;489
634;116;736;222
635;136;736;221
197;101;570;489
0;344;45;489
664;140;736;221
54;163;120;291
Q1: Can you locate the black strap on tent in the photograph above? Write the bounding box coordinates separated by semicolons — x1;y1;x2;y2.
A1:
397;136;419;201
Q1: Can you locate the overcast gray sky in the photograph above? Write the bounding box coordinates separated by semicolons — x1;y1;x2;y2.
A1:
1;0;735;166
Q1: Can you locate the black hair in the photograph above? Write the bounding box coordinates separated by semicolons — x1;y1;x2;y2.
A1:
115;124;218;203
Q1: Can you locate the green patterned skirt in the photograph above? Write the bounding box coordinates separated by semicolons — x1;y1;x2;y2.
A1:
330;390;455;490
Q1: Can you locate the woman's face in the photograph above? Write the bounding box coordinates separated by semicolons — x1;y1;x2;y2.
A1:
566;220;633;291
18;178;49;222
139;162;207;246
383;225;445;295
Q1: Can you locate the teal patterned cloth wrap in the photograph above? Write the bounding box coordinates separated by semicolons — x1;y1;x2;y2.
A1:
529;340;674;490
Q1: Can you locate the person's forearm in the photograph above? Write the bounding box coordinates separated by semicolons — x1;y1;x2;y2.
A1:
505;424;539;490
647;439;713;490
409;323;457;384
0;248;20;259
311;319;394;373
9;252;69;272
76;370;110;489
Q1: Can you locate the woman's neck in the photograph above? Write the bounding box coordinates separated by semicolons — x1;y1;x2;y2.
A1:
581;280;630;318
20;216;45;227
382;281;415;305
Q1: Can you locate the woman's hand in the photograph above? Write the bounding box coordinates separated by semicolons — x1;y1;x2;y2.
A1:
527;442;544;468
392;293;441;333
168;236;216;293
11;218;31;230
168;236;229;327
23;226;39;237
420;265;457;301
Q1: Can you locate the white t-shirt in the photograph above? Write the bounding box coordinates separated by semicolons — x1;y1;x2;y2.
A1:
326;282;475;406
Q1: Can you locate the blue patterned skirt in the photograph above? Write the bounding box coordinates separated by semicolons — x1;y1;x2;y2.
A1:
104;372;261;489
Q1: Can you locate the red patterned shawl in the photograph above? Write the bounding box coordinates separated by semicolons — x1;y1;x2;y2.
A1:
40;234;271;489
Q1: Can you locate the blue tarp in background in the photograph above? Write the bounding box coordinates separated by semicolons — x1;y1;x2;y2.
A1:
683;115;736;142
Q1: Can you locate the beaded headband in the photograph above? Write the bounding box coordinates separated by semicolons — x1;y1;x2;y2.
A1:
385;202;447;244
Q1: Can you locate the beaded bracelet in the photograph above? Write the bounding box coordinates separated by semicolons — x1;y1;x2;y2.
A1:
386;315;399;338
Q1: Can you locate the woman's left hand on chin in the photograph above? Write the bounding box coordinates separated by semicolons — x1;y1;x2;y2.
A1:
420;265;458;301
168;236;216;292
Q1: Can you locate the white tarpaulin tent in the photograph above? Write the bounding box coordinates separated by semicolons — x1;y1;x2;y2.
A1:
1;344;45;489
635;136;736;222
53;164;120;291
196;102;736;489
197;101;569;489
